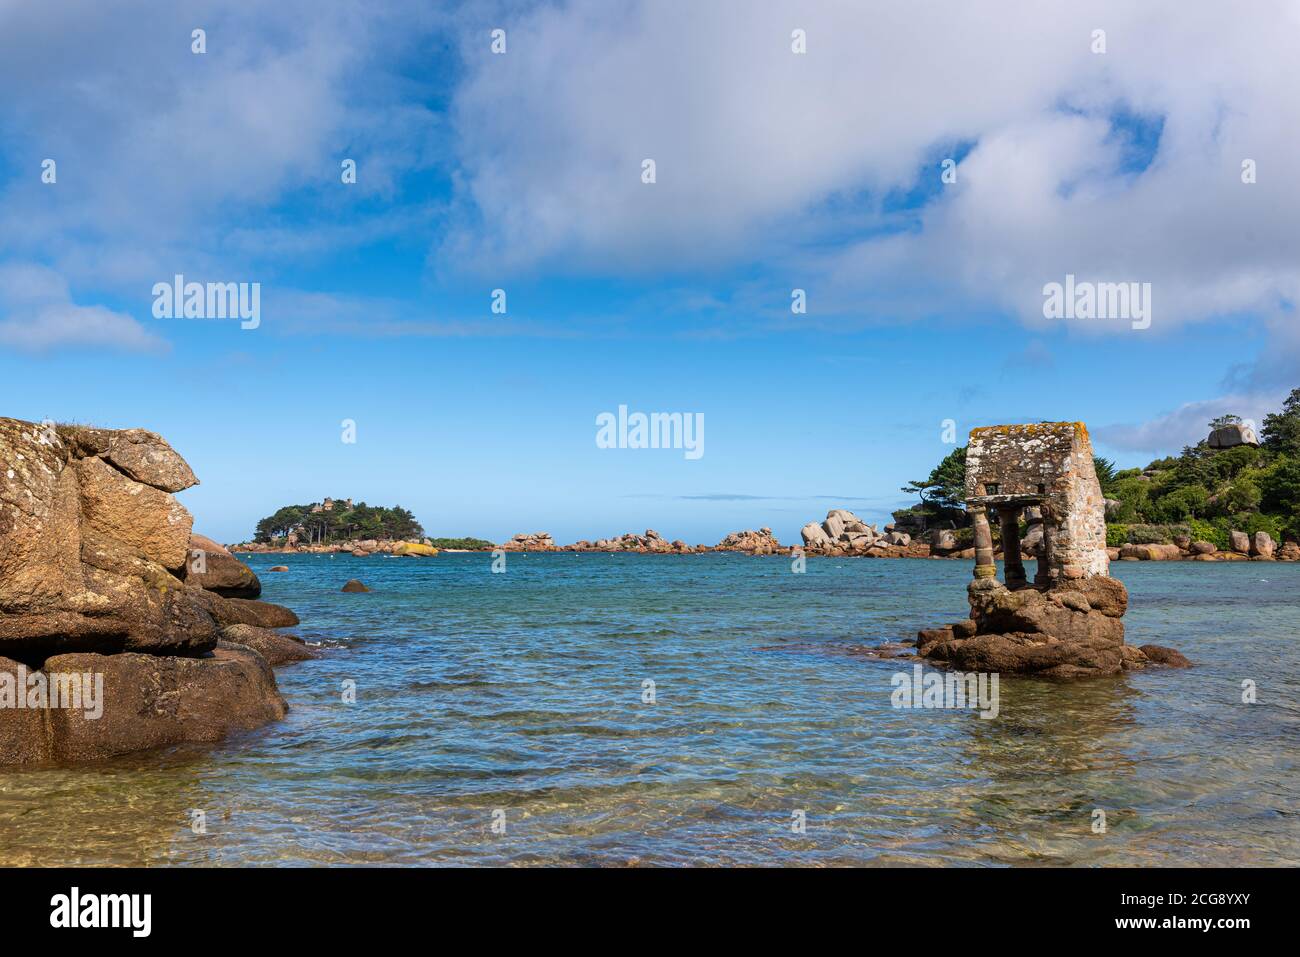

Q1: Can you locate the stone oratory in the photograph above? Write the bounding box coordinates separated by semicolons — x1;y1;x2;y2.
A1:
964;422;1110;589
915;422;1189;678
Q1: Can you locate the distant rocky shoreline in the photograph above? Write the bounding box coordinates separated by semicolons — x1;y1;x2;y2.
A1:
231;507;1298;562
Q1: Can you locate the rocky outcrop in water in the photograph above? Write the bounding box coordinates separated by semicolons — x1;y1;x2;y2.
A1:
391;541;438;557
919;576;1153;679
715;527;783;554
218;624;316;666
569;529;698;553
0;417;301;764
234;536;460;555
501;531;557;551
919;574;1190;677
800;509;931;557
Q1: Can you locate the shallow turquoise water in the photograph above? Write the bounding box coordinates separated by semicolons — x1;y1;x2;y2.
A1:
2;554;1296;866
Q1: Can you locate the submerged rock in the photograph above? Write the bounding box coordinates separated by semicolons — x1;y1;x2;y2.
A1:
1138;644;1192;668
341;579;371;593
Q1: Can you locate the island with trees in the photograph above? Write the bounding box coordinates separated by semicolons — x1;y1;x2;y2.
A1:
238;497;493;552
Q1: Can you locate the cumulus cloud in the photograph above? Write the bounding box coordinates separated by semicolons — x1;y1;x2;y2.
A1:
446;0;1300;338
4;0;1299;368
0;263;165;353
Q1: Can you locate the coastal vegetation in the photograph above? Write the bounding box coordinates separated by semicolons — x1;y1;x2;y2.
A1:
901;387;1300;546
254;499;423;545
424;537;495;550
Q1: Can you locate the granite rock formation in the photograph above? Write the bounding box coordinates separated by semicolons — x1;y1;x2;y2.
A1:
1207;422;1259;448
218;624;316;666
392;541;439;557
0;416;300;764
570;530;697;553
187;533;262;599
715;528;783;554
501;531;557;551
801;509;931;557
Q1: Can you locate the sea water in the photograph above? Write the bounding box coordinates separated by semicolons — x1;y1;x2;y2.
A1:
1;553;1295;866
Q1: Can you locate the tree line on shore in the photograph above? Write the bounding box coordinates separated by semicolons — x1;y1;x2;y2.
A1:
254;500;422;544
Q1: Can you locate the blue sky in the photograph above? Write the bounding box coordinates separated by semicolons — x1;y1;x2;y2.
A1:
1;1;1297;544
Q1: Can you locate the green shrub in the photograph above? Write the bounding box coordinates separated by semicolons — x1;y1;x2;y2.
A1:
1105;523;1129;547
1108;476;1150;522
1259;456;1300;513
1240;512;1283;540
1154;485;1209;522
1214;477;1262;515
426;537;495;550
1210;444;1261;480
1126;523;1191;545
1187;518;1228;549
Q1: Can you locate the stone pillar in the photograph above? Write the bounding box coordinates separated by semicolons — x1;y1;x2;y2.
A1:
998;506;1027;589
970;505;996;579
1035;505;1056;586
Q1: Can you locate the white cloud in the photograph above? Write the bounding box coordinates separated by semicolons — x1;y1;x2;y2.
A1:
446;0;1300;338
3;0;1299;368
0;263;165;353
